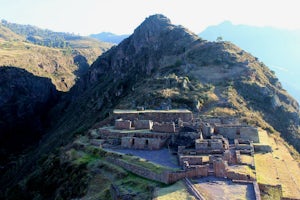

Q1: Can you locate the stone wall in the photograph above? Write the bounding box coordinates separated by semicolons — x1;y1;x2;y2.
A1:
195;138;224;153
106;157;169;183
215;125;259;143
115;119;131;129
121;137;164;150
253;144;272;153
240;127;259;143
97;127;169;139
114;110;193;123
106;157;208;184
167;165;209;183
152;122;175;133
235;139;252;149
134;120;153;130
213;158;228;178
226;169;255;181
179;155;203;166
201;122;214;137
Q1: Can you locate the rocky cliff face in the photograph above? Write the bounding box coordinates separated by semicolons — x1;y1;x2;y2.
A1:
89;14;200;83
0;67;59;165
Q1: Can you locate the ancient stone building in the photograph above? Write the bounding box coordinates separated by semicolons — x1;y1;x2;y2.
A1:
113;109;193;123
195;136;229;154
214;124;259;142
152;122;175;133
134;119;153;130
213;157;228;178
115;119;132;129
121;137;164;150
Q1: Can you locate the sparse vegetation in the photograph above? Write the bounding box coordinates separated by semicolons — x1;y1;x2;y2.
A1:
154;181;196;200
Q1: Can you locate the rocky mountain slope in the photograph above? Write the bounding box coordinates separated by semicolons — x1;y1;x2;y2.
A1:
199;21;300;103
0;20;112;91
0;67;60;165
0;21;112;177
1;14;300;199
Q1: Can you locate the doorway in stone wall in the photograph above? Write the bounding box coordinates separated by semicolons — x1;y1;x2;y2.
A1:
145;139;149;149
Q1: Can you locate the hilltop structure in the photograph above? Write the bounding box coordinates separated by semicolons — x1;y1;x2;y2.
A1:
90;108;267;184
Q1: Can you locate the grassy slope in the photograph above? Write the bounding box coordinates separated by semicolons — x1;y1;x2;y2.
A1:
0;24;112;91
254;130;300;199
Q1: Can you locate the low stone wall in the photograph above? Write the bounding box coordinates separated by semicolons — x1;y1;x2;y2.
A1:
115;120;131;130
152;122;175;133
179;155;203;166
253;144;272;153
226;170;255;181
167;166;208;183
106;157;169;183
106;157;207;184
258;183;282;199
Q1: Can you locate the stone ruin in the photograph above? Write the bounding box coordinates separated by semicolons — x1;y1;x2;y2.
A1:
91;109;262;182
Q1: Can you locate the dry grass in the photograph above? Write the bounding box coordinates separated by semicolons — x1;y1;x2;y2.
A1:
254;130;300;199
227;165;256;179
153;181;195;200
207;107;236;116
240;155;254;166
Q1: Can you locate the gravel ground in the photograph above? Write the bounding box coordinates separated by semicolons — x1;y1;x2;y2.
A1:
105;148;180;169
193;177;256;200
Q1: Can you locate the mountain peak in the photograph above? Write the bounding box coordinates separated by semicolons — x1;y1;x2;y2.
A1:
133;14;172;37
142;14;171;26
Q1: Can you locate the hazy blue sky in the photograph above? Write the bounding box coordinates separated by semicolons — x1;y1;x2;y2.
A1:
1;0;299;35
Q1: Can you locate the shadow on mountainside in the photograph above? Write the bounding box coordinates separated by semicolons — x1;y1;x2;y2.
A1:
0;66;60;166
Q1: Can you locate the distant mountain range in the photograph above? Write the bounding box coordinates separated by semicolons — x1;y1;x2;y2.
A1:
199;21;300;103
90;32;129;44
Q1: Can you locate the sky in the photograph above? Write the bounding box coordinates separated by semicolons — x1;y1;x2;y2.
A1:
0;0;300;35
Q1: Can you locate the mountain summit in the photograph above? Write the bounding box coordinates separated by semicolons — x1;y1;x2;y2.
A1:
89;14;199;82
